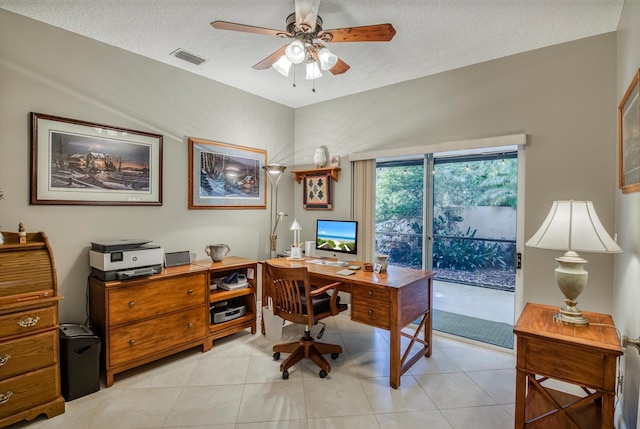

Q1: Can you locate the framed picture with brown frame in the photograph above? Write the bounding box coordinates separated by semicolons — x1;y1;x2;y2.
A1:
303;173;333;210
30;112;163;205
188;137;267;209
619;69;640;194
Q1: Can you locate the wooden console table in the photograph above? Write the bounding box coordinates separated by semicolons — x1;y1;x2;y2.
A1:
514;303;622;429
89;264;210;387
90;257;258;386
261;257;433;388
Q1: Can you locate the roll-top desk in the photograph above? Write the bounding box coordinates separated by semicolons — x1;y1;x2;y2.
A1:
0;231;64;428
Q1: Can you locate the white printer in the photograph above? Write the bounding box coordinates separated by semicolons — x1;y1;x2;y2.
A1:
89;239;164;281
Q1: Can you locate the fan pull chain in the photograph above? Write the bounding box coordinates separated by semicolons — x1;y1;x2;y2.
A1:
292;66;297;88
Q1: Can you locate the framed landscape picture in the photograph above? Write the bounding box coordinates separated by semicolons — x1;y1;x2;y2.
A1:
30;113;163;205
188;137;267;209
619;69;640;194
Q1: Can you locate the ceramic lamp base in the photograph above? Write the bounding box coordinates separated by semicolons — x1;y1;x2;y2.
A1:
554;251;589;326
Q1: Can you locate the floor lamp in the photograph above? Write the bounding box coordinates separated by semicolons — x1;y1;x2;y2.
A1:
264;164;287;258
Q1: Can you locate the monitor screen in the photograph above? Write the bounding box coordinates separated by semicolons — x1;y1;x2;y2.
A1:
315;219;358;256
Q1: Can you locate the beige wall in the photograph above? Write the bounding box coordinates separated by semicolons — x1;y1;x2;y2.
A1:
294;33;618;317
0;10;295;323
615;1;640;427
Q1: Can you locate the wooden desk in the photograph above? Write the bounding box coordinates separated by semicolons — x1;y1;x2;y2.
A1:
514;303;622;429
261;258;434;388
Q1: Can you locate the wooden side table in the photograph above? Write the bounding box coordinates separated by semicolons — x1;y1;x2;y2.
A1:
514;303;622;429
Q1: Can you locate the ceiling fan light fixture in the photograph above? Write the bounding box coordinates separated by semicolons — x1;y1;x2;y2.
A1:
272;55;292;76
317;47;338;70
305;61;322;80
285;40;306;64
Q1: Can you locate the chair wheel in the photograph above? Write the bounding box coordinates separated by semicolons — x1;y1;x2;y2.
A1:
319;369;327;378
331;353;339;360
273;352;280;361
282;370;289;380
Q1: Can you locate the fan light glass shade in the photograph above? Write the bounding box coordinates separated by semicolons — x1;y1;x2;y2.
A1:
305;61;322;80
525;200;621;326
285;40;306;64
317;47;338;70
272;56;292;76
525;200;621;253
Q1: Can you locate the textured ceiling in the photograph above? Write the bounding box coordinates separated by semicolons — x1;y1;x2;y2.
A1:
0;0;624;108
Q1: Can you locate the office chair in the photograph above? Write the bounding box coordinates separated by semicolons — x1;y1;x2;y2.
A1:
265;262;348;379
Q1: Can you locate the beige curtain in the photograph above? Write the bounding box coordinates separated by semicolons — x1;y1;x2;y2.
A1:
352;159;376;262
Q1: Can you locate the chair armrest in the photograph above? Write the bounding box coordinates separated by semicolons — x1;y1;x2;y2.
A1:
310;281;345;316
309;281;342;296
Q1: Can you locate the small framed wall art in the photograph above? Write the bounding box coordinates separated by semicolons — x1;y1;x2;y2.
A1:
619;68;640;194
303;173;332;210
30;112;163;205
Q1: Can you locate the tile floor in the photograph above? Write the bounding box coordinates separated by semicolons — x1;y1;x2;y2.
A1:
9;312;516;429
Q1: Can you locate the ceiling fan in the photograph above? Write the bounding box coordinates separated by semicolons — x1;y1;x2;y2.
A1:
211;0;396;81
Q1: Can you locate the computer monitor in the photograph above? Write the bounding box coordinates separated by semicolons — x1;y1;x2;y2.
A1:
315;219;358;258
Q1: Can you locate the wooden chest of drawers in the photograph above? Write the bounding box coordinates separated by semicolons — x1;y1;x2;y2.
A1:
0;231;64;428
89;265;210;387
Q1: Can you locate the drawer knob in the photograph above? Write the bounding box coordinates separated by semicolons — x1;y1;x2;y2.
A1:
129;301;135;308
368;290;373;296
17;316;40;328
188;322;193;328
0;391;13;405
368;309;373;316
187;289;193;295
129;339;136;345
0;354;11;366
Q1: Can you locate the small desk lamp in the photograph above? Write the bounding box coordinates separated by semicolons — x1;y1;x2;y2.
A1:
263;164;287;258
290;219;302;258
525;200;621;326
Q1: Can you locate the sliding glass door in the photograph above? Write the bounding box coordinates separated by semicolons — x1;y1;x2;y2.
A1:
375;149;519;348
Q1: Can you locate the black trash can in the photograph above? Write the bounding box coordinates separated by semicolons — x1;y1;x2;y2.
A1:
59;323;101;401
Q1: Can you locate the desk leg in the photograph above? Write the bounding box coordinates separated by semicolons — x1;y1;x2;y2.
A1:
426;309;432;357
389;324;401;389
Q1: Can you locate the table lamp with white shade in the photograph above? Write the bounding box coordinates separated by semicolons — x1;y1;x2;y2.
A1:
525;200;622;326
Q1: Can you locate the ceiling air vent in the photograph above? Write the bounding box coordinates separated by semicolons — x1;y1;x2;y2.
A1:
171;49;207;66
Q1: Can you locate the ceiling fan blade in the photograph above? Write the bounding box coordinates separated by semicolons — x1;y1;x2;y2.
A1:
318;23;396;43
211;21;290;38
329;58;350;75
294;0;322;32
252;45;288;70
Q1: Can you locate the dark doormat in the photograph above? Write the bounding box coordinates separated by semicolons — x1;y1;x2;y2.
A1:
432;309;514;349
